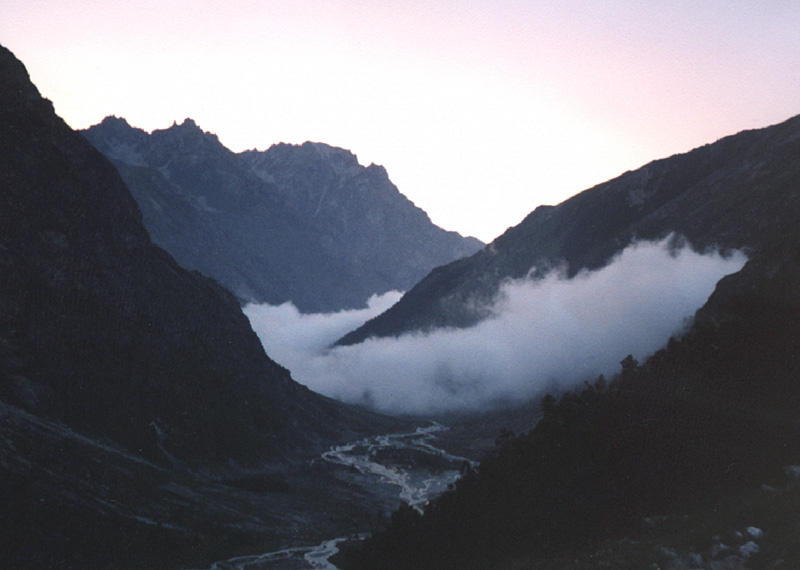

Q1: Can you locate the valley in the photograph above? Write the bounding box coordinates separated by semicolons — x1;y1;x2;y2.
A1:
193;423;480;570
3;39;800;570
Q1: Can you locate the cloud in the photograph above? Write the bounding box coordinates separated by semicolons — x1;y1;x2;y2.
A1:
244;290;403;365
245;238;746;415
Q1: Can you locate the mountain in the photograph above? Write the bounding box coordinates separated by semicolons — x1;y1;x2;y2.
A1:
241;141;483;303
0;44;398;568
337;114;800;345
340;115;800;569
82;117;482;312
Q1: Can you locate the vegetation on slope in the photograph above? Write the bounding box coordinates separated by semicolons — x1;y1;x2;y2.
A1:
338;113;800;346
343;281;800;569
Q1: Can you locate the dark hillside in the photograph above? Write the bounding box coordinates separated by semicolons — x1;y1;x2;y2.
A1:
0;43;400;568
343;268;800;569
339;114;800;569
338;114;800;345
0;44;383;466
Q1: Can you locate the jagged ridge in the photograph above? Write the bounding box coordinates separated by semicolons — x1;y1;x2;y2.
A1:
82;117;483;312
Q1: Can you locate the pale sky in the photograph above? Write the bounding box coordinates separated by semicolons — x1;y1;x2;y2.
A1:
4;1;799;242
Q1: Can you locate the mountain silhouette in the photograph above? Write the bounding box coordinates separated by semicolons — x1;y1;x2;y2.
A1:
0;43;397;569
338;113;800;570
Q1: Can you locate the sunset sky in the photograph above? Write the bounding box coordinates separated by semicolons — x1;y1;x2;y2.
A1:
4;1;799;242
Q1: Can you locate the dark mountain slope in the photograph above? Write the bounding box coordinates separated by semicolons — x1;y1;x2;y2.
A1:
82;118;482;312
339;115;800;569
0;45;387;467
0;43;406;569
343;233;800;570
338;114;800;345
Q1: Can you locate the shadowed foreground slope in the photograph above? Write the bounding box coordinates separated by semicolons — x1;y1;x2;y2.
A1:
339;121;800;569
343;251;800;568
0;44;397;569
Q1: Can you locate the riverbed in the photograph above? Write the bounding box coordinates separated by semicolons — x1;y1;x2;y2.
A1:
197;423;474;570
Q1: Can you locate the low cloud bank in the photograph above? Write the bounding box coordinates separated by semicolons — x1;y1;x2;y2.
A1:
244;290;403;367
245;238;746;415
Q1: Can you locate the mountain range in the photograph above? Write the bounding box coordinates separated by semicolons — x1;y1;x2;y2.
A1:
82;117;482;313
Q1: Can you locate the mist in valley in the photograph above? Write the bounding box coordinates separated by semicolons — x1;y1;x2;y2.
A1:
245;238;747;415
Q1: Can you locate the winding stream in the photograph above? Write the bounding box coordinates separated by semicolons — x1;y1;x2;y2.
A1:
203;423;474;570
321;423;474;513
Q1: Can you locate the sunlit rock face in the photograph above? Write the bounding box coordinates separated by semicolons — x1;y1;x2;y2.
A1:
337;113;800;346
83;118;483;313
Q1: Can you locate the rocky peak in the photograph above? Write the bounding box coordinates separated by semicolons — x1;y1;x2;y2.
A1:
87;116;226;167
305;141;362;176
243;141;399;212
99;114;136;132
89;115;149;165
151;117;223;152
246;140;363;183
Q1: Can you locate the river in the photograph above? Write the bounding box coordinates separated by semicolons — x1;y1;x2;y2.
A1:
200;423;474;570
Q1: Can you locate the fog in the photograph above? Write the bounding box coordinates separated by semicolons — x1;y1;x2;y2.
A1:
245;238;747;415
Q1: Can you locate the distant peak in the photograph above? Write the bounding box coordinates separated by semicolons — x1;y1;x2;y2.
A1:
156;118;221;146
83;115;149;142
99;115;133;129
304;141;362;173
168;117;201;132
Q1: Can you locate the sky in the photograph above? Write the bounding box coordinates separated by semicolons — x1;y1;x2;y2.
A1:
3;1;799;242
245;239;747;414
